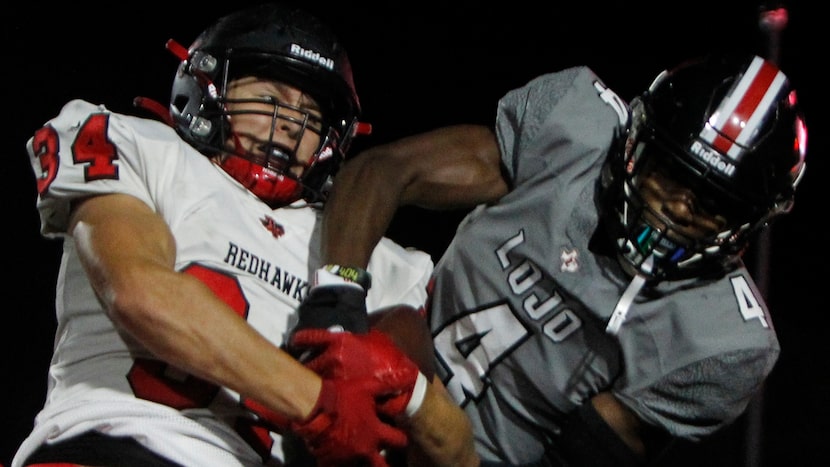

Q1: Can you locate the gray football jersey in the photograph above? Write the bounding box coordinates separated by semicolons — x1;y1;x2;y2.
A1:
428;67;779;465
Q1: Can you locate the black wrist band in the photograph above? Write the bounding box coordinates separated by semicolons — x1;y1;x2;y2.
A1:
293;285;369;335
322;264;372;290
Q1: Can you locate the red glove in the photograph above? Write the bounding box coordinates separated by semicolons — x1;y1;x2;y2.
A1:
290;328;425;418
290;377;408;467
242;379;405;467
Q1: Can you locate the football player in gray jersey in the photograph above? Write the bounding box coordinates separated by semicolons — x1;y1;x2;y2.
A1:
289;52;807;466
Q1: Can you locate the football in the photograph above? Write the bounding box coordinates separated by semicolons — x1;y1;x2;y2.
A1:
369;304;435;379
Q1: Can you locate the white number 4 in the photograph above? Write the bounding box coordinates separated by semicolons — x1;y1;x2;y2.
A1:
730;275;769;328
434;303;530;404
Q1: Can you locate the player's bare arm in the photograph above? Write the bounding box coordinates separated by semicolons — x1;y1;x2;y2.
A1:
399;377;480;467
591;392;647;457
369;305;479;467
69;193;321;421
322;124;507;269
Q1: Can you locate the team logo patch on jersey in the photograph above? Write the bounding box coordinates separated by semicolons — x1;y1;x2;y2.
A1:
260;215;285;238
560;248;579;272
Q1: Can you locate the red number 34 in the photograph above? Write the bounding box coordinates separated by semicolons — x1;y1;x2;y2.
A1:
32;113;119;194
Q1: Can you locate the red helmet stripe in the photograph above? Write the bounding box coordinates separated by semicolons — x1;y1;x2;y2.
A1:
700;56;787;160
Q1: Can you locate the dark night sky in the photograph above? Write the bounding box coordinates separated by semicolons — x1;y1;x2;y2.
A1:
5;2;826;466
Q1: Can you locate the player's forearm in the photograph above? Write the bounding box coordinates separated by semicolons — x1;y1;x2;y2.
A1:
171;279;322;420
322;125;505;269
71;195;322;421
591;392;646;458
111;264;322;421
402;377;480;467
322;148;406;268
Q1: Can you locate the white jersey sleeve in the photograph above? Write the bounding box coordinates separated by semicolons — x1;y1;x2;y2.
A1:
29;99;169;237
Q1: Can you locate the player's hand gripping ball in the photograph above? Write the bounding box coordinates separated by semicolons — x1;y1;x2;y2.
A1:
291;328;421;417
286;305;435;465
289;376;409;467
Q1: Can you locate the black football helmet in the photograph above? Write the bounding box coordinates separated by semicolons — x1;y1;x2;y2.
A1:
600;53;807;282
169;3;365;206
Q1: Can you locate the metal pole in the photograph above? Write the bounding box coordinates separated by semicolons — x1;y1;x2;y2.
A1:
745;6;788;467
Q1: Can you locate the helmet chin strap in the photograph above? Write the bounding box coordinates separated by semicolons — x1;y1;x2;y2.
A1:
606;254;653;335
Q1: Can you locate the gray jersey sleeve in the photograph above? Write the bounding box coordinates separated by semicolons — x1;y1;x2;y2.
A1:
496;67;586;185
495;66;628;188
612;270;780;440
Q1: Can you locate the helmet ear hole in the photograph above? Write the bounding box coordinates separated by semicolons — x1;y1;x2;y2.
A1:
171;95;186;115
170;95;190;126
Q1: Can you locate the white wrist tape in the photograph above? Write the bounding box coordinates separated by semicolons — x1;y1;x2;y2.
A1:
405;371;429;417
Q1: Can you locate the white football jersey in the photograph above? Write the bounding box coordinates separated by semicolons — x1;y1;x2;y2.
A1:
14;99;433;467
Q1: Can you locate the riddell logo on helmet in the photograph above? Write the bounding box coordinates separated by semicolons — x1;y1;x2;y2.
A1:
290;44;334;70
690;141;736;177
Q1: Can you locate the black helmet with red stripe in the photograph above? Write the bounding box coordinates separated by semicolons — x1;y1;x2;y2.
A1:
169;2;366;206
601;53;807;281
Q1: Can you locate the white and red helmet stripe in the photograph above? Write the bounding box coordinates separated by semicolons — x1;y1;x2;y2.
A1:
698;55;787;160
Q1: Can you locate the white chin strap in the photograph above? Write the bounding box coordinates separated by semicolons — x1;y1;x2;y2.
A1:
606;254;653;335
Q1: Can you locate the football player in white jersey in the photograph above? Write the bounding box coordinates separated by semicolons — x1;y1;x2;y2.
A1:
14;3;474;467
290;53;808;466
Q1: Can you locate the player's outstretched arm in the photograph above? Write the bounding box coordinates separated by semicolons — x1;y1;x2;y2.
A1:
322;124;507;269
